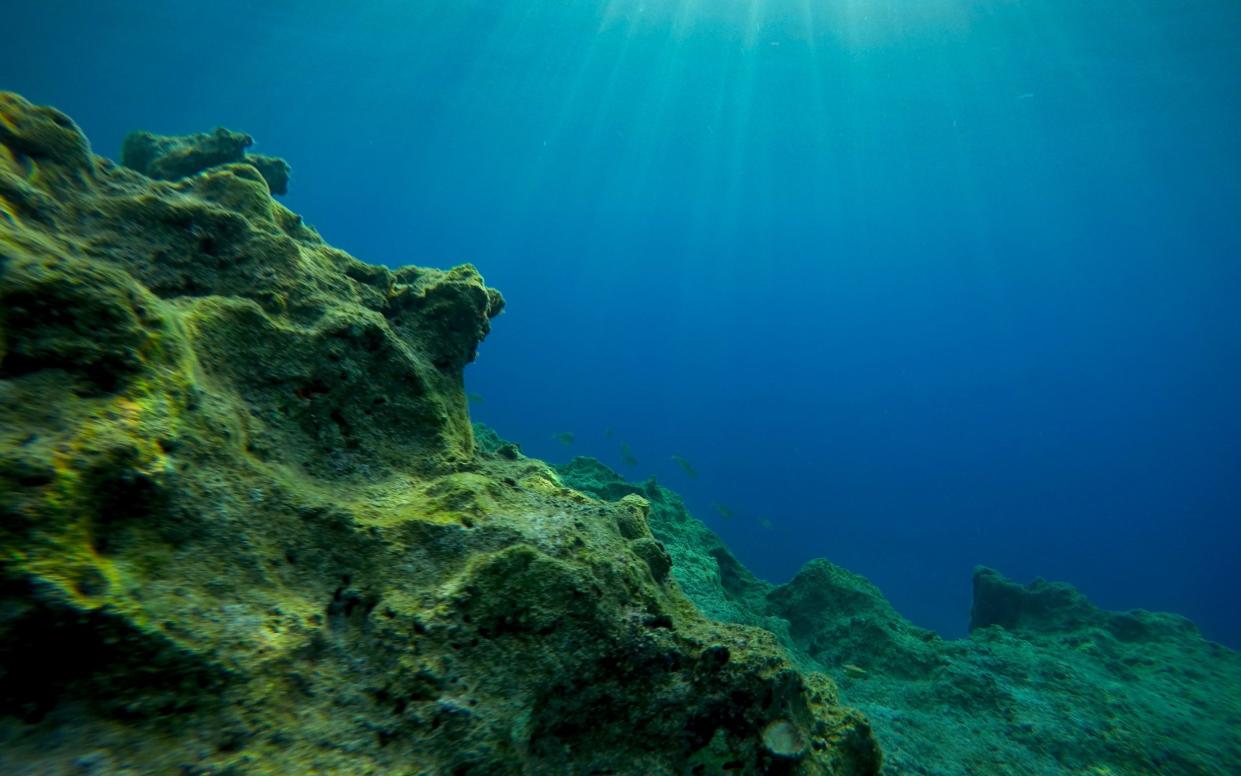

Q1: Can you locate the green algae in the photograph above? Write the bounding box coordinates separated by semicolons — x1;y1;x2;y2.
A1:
0;93;879;775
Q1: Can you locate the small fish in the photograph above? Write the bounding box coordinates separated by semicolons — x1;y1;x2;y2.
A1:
670;455;698;479
759;517;774;530
1016;92;1035;100
467;392;485;405
552;431;575;446
620;442;638;468
713;503;734;519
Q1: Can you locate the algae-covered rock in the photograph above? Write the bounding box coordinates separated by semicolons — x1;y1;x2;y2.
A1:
970;565;1200;643
0;93;879;775
7;87;1234;775
557;456;779;629
851;568;1241;775
555;452;1241;775
766;560;946;681
121;126;292;195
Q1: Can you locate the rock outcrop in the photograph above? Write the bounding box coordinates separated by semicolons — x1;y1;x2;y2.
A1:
0;93;880;775
559;455;1241;776
121;126;291;195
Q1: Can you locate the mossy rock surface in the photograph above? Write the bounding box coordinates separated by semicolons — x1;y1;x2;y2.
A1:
0;93;879;775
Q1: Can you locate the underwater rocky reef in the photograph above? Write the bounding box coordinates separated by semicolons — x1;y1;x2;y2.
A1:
0;93;876;775
0;93;1238;775
554;454;1241;775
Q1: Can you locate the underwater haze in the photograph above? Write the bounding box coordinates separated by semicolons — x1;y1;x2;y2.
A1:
9;0;1241;647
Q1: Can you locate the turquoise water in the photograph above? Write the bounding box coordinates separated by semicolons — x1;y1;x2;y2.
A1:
10;0;1241;644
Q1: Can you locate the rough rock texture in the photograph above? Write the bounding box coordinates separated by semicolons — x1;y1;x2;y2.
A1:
121;126;291;195
0;93;880;775
558;455;1241;776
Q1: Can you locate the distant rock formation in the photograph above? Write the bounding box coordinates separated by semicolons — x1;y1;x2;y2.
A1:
0;93;879;775
558;455;1241;776
970;565;1201;642
121;126;291;195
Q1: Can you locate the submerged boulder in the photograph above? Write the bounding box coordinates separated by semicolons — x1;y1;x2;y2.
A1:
0;93;879;775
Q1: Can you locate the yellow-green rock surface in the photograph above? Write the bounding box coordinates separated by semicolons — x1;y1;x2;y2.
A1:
0;93;880;775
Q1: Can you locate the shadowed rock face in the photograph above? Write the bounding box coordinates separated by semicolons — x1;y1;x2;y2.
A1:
121;126;291;195
0;93;879;775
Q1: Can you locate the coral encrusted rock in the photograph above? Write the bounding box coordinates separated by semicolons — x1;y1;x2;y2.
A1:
0;92;879;775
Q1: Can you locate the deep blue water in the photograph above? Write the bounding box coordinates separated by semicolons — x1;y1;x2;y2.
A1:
11;1;1241;646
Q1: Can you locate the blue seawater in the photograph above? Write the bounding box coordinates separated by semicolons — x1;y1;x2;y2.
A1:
10;0;1240;646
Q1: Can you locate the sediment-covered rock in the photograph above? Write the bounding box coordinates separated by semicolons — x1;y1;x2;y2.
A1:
0;93;879;775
